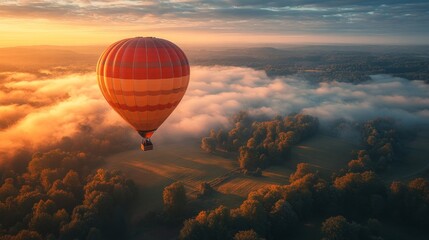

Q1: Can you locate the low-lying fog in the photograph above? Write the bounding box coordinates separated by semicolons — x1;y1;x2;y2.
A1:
1;66;428;160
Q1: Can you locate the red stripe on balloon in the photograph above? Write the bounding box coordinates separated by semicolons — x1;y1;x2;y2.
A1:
107;87;187;96
107;100;181;112
99;66;189;79
99;60;187;68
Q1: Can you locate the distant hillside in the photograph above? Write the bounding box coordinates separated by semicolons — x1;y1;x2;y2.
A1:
1;44;428;83
0;45;104;72
186;45;429;83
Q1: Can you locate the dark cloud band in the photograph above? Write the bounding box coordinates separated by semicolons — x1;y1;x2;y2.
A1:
0;0;428;39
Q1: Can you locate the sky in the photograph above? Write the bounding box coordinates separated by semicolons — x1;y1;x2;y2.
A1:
0;0;428;47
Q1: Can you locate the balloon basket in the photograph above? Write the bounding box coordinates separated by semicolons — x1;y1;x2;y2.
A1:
141;139;154;151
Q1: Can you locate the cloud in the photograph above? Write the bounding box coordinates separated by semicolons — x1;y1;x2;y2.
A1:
158;66;429;138
0;71;135;160
0;0;428;39
1;65;428;159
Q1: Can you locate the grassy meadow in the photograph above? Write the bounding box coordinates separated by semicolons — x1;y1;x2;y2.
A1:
380;128;429;182
105;134;359;212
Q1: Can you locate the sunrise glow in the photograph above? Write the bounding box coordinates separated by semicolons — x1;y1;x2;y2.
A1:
1;0;428;47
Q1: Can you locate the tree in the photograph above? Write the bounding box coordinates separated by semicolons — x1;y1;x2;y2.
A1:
179;219;208;240
63;170;82;195
366;218;381;236
179;205;231;240
234;230;263;240
358;118;402;172
199;182;214;197
0;178;18;200
29;200;57;236
289;163;313;182
216;129;228;149
388;178;429;228
333;171;385;218
238;147;258;170
321;215;360;240
11;230;43;240
238;199;268;235
207;114;319;171
201;137;217;153
269;200;298;238
86;227;102;240
163;182;187;217
254;168;262;177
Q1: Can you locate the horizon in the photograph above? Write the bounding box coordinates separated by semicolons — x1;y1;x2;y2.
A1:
1;1;428;47
2;42;429;50
1;35;428;48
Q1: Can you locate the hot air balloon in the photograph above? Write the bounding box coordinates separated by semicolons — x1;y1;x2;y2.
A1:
96;37;190;151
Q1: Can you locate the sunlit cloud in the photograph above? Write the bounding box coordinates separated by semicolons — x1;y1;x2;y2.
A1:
160;66;429;137
1;65;429;160
0;71;132;160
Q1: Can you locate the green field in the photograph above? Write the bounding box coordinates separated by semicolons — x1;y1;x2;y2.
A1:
217;167;291;197
105;140;238;218
105;134;358;211
218;134;358;197
287;134;358;175
381;128;429;182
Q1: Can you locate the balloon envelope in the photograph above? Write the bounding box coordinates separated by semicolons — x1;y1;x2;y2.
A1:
96;37;190;139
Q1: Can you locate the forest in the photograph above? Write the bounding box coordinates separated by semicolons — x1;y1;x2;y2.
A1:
191;114;428;240
0;149;137;240
0;110;138;239
201;113;319;172
179;164;428;240
1;112;425;240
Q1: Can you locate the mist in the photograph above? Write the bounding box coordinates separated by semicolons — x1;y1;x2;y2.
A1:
0;71;135;161
159;66;429;137
1;66;428;160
